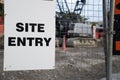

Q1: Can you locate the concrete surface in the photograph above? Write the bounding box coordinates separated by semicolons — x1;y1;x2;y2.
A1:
100;73;120;80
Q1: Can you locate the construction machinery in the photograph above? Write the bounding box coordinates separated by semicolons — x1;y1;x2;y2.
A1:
56;0;86;37
56;0;102;47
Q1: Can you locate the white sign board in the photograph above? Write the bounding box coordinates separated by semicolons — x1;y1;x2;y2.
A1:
4;0;55;71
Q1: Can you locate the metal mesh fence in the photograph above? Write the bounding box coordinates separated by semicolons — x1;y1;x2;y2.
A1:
0;0;120;80
56;0;103;22
56;0;103;38
56;0;106;80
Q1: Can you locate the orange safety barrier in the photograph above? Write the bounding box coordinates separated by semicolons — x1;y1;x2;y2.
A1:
0;24;4;34
115;0;120;15
116;41;120;50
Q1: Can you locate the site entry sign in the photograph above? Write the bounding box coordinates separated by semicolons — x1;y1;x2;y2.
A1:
4;0;55;71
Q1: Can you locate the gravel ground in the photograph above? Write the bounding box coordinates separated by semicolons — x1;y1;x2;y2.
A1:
0;39;120;80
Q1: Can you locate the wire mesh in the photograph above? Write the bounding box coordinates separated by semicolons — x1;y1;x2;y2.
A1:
56;0;103;22
0;0;120;80
56;0;106;80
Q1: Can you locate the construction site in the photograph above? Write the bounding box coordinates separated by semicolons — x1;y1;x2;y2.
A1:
0;0;120;80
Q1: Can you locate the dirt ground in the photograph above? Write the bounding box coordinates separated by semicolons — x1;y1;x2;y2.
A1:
0;39;120;80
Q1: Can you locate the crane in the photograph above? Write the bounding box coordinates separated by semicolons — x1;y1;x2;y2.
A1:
56;0;86;37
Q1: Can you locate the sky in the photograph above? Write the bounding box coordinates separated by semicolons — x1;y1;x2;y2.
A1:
56;0;103;22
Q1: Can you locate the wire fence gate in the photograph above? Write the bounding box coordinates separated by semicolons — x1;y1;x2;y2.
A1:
56;0;106;80
56;0;120;80
0;0;120;80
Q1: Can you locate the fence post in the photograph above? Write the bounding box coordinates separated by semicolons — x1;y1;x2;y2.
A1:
103;0;115;80
102;0;109;79
107;0;115;80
